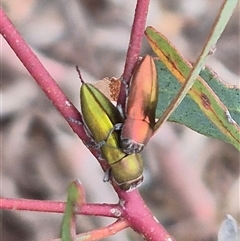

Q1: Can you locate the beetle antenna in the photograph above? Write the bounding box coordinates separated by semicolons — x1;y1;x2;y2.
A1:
75;65;85;84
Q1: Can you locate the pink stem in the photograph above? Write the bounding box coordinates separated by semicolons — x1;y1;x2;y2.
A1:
0;8;89;143
0;198;119;218
75;220;128;240
118;190;176;241
53;220;129;241
117;0;150;109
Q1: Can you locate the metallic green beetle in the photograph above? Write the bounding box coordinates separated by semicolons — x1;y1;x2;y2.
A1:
80;82;143;191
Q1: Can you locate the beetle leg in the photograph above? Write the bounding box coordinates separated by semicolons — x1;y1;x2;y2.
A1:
97;122;123;147
67;117;105;151
103;167;111;182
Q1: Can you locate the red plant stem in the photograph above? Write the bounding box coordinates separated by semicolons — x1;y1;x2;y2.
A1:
119;190;176;241
0;195;174;240
75;220;129;240
53;220;129;241
0;8;89;144
117;0;150;109
0;198;119;218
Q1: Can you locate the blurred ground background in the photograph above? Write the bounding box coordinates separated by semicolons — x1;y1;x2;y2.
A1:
1;0;239;241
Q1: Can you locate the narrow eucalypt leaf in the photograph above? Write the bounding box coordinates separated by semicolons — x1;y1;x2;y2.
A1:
61;180;85;241
78;70;143;191
145;0;240;150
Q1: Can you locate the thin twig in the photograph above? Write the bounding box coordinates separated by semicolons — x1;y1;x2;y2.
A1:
0;8;88;143
117;0;150;110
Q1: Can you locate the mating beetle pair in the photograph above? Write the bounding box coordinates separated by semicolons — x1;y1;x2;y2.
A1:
80;55;158;191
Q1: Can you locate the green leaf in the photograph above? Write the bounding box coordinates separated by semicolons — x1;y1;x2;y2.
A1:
154;60;240;150
145;15;240;151
61;180;85;241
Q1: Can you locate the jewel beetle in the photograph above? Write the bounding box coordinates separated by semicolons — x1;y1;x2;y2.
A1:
119;55;158;154
80;82;143;191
